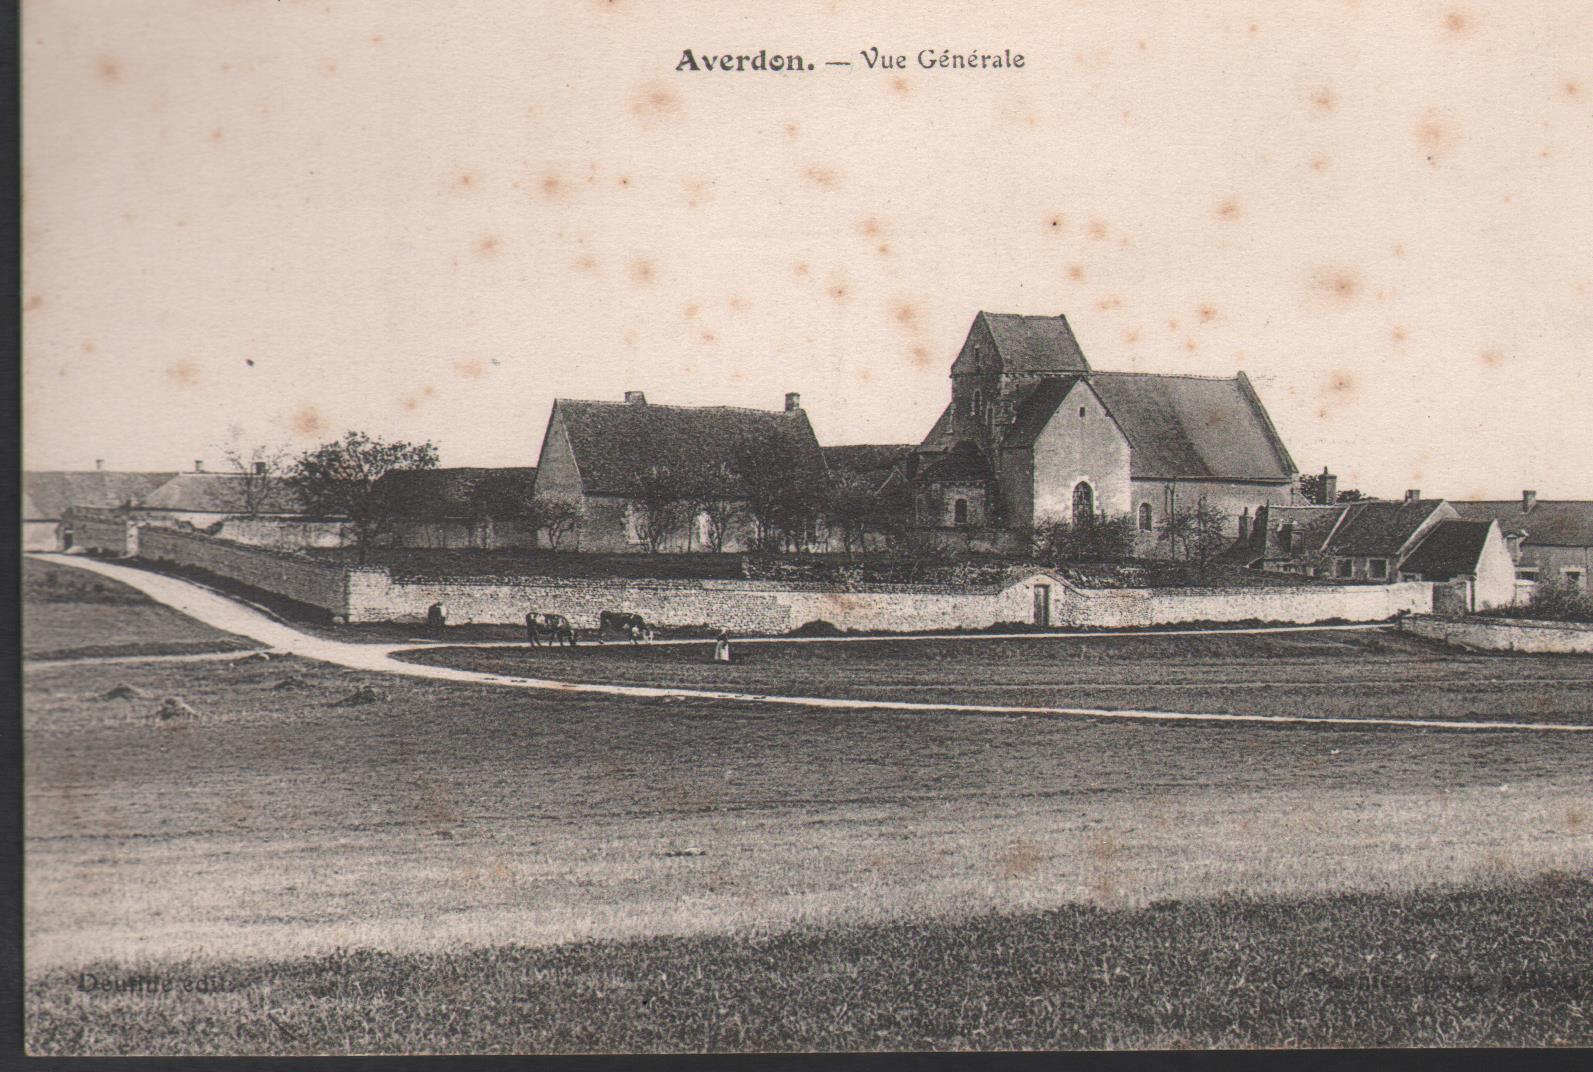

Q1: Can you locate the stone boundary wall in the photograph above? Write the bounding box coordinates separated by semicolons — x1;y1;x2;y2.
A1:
1059;580;1433;629
1405;614;1593;655
65;508;139;556
124;529;1434;632
136;527;356;617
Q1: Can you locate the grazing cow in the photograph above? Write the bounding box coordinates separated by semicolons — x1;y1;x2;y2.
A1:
599;610;648;644
542;613;577;647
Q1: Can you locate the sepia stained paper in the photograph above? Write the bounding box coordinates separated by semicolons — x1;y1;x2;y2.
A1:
20;0;1593;1056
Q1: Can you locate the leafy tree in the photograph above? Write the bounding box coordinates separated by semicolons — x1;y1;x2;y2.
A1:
730;429;827;552
827;471;882;559
287;431;439;562
630;465;690;553
470;474;585;550
1157;497;1231;577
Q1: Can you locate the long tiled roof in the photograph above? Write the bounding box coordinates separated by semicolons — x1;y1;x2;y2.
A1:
1257;504;1347;559
1322;499;1449;557
554;399;826;497
372;467;537;520
23;471;177;520
823;445;913;488
1400;519;1495;578
1451;500;1593;547
139;472;309;514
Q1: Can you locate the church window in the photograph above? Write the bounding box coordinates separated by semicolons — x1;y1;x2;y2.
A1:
1138;503;1153;531
953;498;969;526
1072;481;1094;522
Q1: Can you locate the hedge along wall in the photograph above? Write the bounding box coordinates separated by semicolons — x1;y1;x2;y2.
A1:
1057;579;1433;628
136;527;354;617
1405;615;1593;655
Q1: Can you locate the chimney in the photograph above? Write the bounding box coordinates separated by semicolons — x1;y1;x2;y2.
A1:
624;390;647;405
785;391;801;412
95;458;104;471
1319;467;1337;506
1522;489;1538;513
1404;489;1420;503
195;460;205;473
253;461;268;475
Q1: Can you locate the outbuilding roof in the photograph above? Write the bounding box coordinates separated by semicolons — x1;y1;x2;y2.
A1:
552;399;826;498
1322;498;1450;557
1451;500;1593;548
1399;519;1496;579
372;467;538;520
138;472;309;514
23;471;178;520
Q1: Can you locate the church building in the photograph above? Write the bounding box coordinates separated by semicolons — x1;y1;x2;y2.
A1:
909;312;1300;553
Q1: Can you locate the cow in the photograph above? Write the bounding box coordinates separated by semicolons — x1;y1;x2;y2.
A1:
541;613;577;647
599;610;648;644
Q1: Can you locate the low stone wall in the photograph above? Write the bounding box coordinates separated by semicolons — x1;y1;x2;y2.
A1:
136;527;353;617
65;509;139;556
1059;580;1433;629
1405;614;1593;655
218;516;353;550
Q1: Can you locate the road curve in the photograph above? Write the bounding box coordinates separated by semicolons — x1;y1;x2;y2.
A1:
29;553;1593;735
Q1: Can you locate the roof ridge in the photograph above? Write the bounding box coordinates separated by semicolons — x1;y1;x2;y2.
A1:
555;397;794;416
1087;369;1240;383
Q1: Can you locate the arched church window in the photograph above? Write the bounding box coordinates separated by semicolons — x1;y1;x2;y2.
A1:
1139;502;1153;531
1072;481;1095;523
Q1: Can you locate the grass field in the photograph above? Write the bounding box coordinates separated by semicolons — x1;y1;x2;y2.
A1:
26;875;1593;1053
23;558;257;660
401;628;1593;726
23;561;1593;1051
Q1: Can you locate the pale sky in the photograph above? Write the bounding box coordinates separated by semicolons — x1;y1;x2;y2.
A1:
22;0;1593;499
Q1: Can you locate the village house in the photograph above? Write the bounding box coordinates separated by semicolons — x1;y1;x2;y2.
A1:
22;466;176;551
1243;492;1517;610
1452;493;1593;596
532;390;828;552
908;312;1300;553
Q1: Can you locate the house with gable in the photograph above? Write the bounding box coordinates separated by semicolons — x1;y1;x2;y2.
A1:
23;467;178;550
908;311;1300;554
1452;493;1593;595
533;390;828;552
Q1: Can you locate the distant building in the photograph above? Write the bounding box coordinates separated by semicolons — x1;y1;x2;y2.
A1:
371;467;539;549
908;312;1299;553
1452;493;1593;595
22;468;177;551
533;390;827;552
1244;491;1516;609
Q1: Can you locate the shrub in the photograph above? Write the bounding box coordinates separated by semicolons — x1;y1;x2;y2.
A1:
1484;575;1593;623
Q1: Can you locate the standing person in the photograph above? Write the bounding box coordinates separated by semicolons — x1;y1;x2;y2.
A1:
525;610;541;648
426;602;447;638
714;629;732;663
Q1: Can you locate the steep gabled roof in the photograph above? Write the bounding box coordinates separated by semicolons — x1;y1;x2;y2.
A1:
553;399;826;498
1451;500;1593;547
1322;499;1450;557
23;471;178;520
1258;504;1348;559
1002;375;1088;448
920;441;992;483
954;312;1093;377
139;472;309;514
372;467;538;521
1400;519;1496;579
1086;372;1296;482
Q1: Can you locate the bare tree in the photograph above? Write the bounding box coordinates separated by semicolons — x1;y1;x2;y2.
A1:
530;495;585;551
731;429;826;552
287;431;439;563
1157;496;1230;577
470;473;585;551
220;441;290;516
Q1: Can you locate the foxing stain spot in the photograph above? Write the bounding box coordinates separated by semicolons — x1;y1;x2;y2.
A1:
1311;87;1336;112
1217;199;1240;220
1479;349;1504;367
97;56;122;82
1167;318;1180;332
1327;371;1357;394
575;255;597;272
860;217;883;237
1444;10;1474;36
1563;82;1581;98
23;295;44;312
208;128;224;142
1198;304;1217;323
684;304;699;319
893;301;920;326
876;243;891;255
540;174;565;200
1125;329;1140;343
82;340;96;354
454;359;486;379
911;346;931;368
1313;267;1361;304
1047;215;1065;230
617;175;631;187
793;262;809;277
631;260;657;284
477;236;501;256
1097;296;1123;311
631;84;682;121
1067;265;1085;282
805;165;839;189
1184;338;1198;352
166;361;201;386
699;330;717;344
828;283;849;303
784;123;799;138
1088;219;1109;240
1311;156;1330;172
292;407;325;437
1416;112;1453;163
456;173;474;188
1392;326;1408;342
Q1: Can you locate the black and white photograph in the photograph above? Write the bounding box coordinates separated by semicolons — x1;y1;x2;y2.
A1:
18;0;1593;1055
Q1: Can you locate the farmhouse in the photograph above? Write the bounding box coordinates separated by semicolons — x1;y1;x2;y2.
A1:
908;312;1299;553
1244;492;1517;610
22;468;177;551
533;390;827;552
1452;493;1593;595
